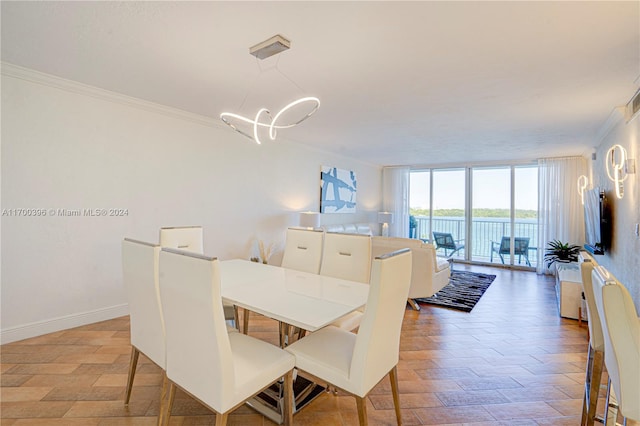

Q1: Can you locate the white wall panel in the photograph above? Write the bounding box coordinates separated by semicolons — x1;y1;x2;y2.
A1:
1;72;382;342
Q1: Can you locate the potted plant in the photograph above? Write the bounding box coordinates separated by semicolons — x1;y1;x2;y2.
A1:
544;239;581;269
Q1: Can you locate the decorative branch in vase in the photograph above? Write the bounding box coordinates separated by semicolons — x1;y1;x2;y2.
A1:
250;239;275;264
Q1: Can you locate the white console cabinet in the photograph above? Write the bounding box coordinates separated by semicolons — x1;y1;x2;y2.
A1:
555;263;584;320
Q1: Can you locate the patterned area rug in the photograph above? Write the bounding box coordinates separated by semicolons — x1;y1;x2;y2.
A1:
415;270;496;312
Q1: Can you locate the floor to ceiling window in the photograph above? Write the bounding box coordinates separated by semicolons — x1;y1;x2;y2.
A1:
432;169;466;260
409;164;538;269
514;166;539;266
472;167;511;264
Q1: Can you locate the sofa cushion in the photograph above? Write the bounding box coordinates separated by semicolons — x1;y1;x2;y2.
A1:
321;223;372;236
323;224;345;233
355;224;372;236
343;224;357;233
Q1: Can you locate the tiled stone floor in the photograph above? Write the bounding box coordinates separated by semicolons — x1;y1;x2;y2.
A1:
1;264;637;425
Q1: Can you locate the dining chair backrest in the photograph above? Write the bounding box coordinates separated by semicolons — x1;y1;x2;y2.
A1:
580;261;604;351
122;238;165;368
159;226;204;254
592;266;640;420
320;232;372;283
350;249;412;395
281;228;324;274
159;248;233;411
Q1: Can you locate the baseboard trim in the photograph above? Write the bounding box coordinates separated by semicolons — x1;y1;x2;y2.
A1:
0;304;129;344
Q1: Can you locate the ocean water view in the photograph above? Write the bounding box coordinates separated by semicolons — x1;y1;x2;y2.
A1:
413;215;539;265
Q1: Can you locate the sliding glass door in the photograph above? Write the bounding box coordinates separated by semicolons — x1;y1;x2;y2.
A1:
471;167;511;264
432;169;466;259
514;166;538;266
409;164;537;269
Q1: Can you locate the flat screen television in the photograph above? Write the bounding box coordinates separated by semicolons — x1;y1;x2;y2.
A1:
583;188;610;255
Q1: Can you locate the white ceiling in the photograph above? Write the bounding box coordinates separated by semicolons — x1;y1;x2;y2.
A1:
2;1;639;167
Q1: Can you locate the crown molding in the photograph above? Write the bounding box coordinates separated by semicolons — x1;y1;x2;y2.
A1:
595;106;625;146
1;62;222;129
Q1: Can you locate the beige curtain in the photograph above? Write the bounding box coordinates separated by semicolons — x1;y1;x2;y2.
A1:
537;156;587;274
382;166;410;238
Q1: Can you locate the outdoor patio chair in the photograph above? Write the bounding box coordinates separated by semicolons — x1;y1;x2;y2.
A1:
491;236;531;266
432;232;464;257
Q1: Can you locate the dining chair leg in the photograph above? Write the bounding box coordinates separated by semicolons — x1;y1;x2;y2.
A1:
355;396;368;426
161;381;176;426
124;346;140;405
603;377;619;426
157;373;168;426
242;308;250;335
279;322;286;348
287;325;295;346
581;345;604;426
389;366;402;425
296;327;306;340
214;412;229;426
233;305;240;331
282;370;294;426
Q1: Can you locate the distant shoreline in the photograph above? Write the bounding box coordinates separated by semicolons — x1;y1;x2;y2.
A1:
411;208;537;219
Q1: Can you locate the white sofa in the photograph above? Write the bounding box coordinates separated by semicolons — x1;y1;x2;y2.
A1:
371;236;450;310
321;223;373;236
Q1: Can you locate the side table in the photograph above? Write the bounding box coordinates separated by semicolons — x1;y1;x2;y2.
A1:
555;263;584;320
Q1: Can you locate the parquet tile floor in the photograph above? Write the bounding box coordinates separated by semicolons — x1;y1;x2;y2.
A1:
2;264;638;425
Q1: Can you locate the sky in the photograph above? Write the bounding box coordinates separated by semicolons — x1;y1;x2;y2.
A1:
410;166;539;211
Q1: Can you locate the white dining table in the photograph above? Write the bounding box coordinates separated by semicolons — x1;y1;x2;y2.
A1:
218;259;370;424
219;259;370;333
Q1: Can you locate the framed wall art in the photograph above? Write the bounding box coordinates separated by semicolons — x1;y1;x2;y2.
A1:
320;166;357;213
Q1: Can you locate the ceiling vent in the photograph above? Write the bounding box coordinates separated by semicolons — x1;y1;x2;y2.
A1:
627;88;640;122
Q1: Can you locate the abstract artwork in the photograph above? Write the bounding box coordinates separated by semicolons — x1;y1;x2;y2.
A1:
320;166;357;213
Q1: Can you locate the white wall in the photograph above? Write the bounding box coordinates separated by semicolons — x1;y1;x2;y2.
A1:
1;68;382;343
589;107;640;310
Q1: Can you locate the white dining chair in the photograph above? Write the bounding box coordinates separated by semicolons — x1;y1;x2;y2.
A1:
121;239;166;411
285;248;412;426
580;260;607;426
158;248;295;426
159;226;238;329
243;227;325;337
592;266;640;425
281;227;324;273
159;226;204;253
320;232;372;331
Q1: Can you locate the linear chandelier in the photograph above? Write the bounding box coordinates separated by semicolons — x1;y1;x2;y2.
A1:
220;35;320;144
220;96;320;145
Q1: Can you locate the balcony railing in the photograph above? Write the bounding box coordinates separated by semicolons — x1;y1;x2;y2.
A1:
412;215;538;266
